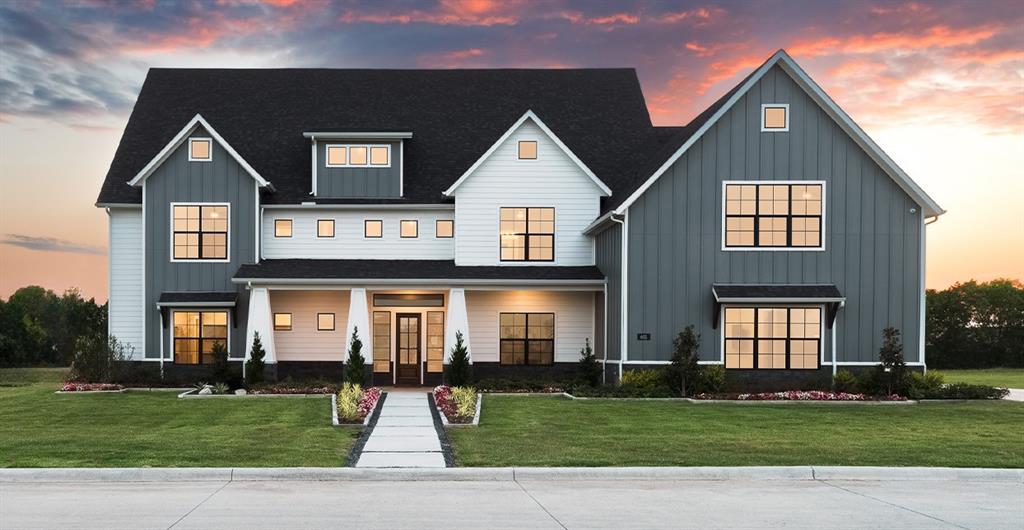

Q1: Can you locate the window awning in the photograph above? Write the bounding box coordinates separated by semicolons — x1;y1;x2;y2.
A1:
157;292;238;307
712;284;844;329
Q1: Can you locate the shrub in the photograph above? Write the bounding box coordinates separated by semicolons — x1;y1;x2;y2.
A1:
445;331;472;387
474;378;565;393
620;369;664;390
930;383;1009;400
337;382;362;422
698;365;726;394
451;386;478;419
213;382;230;395
209;341;230;384
69;335;134;383
576;338;602;387
905;371;945;399
855;367;883;395
345;327;367;387
878;327;907;395
571;384;672;398
833;369;859;393
664;325;701;397
245;332;266;386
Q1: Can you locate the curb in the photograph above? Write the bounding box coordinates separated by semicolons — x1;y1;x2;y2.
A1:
1;466;1020;483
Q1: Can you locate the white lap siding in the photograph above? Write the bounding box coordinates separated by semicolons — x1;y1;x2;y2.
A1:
465;291;596;363
108;208;144;358
271;290;350;361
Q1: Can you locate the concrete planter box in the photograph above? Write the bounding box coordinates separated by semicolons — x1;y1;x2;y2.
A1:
332;392;384;427
436;393;482;427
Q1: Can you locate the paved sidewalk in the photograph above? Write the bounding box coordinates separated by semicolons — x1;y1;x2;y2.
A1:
355;390;445;468
1005;388;1024;401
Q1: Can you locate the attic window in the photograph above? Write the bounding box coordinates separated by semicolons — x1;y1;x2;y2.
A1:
518;140;537;160
326;144;390;167
761;104;789;132
189;138;212;161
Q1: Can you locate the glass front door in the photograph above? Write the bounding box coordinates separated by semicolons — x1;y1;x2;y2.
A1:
395;313;421;385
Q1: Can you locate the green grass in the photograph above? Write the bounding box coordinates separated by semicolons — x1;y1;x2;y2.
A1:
448;396;1024;468
0;368;357;467
935;368;1024;388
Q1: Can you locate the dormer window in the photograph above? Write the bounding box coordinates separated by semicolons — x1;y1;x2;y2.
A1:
326;144;391;167
189;138;212;161
761;104;789;132
518;140;537;160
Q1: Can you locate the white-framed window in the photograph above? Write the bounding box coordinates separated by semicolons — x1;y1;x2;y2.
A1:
435;219;454;238
761;104;789;132
317;219;335;238
400;220;418;238
273;313;292;331
317;313;336;332
274;219;293;238
723;306;821;370
722;181;824;250
326;144;391;167
189;138;212;161
500;207;554;261
517;140;538;160
171;203;229;262
364;219;383;238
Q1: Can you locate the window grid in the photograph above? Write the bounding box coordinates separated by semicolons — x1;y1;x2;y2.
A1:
724;307;821;370
426;311;444;373
172;311;227;365
499;312;554;365
725;184;822;248
372;311;391;373
325;144;391;167
173;205;227;260
500;207;554;262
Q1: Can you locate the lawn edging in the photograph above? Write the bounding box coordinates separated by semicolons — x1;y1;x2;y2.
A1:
562;393;919;404
435;393;483;427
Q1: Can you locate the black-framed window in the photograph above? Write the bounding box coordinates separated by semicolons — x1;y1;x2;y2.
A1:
499;312;554;365
173;205;227;260
723;306;821;370
426;311;444;373
372;311;391;373
273;313;292;331
373;293;444;307
173;311;227;364
317;313;335;331
400;220;418;238
724;183;822;248
500;207;554;261
274;219;292;238
317;219;335;238
436;219;454;238
364;219;383;238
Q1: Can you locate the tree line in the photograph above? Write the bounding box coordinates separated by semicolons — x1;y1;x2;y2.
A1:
0;286;106;367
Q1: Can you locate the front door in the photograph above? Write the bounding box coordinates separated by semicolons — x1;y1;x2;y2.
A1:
396;313;421;386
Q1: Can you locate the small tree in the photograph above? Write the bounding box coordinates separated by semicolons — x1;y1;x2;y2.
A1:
878;327;906;395
445;331;472;387
576;338;602;387
245;332;266;386
70;335;133;383
665;326;701;397
209;341;230;384
346;327;367;386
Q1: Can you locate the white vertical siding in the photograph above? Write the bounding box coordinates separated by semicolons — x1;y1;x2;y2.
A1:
108;208;144;358
271;290;350;361
465;290;596;363
452;121;603;266
262;209;455;260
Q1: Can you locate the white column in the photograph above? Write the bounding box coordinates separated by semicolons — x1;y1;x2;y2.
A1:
245;287;276;364
345;288;370;353
444;287;472;364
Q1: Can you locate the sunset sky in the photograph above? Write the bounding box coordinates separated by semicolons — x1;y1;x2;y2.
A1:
0;0;1021;302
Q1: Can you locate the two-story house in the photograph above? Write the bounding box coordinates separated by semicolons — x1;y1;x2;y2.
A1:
97;50;943;388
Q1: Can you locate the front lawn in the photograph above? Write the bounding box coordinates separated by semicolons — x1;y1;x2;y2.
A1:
0;369;356;467
935;368;1024;389
448;396;1024;468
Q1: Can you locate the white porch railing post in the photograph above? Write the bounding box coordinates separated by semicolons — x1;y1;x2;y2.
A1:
444;287;471;364
246;287;276;364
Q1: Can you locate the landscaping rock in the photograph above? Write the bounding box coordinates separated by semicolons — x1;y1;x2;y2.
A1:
198;387;213;395
235;389;247;396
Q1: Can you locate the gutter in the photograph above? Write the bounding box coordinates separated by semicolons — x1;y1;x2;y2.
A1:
610;212;627;383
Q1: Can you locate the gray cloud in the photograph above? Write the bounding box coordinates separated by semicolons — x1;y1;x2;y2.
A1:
2;234;105;255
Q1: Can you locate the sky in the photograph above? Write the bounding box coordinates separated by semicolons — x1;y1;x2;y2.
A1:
0;0;1021;302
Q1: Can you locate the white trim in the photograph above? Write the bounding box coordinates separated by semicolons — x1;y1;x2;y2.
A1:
620;360;723;365
443;110;611;197
720;180;827;252
614;50;943;218
254;187;260;263
261;203;454;211
919;214;927;367
141;182;147;360
156;301;236;308
187;137;213;162
169;308;233;363
718;303;826;369
95;203;142;209
399;141;404;197
168;202;231;263
324;144;392;168
611;211;628;382
310;137;318;196
127;114;271;189
231;278;606;288
760;103;790;132
302;132;413;139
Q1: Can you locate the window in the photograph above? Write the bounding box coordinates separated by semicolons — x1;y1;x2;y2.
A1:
172;204;227;260
723;306;821;370
436;219;454;238
761;104;789;132
349;146;368;165
317;313;335;331
373;311;391;373
274;219;292;238
499;312;554;365
326;145;347;166
373;294;444;307
370;146;389;166
189;138;212;161
326;144;391;167
173;311;227;364
273;313;292;331
724;183;823;249
317;219;335;238
400;220;418;238
518;140;537;160
364;220;383;238
500;207;554;261
426;311;444;373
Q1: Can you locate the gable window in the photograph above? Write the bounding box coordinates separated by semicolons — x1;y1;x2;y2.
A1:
327;144;391;167
317;313;335;331
500;312;554;365
173;311;227;364
273;313;292;331
723;306;820;370
518;140;537;160
326;145;347;166
172;204;227;260
500;207;554;261
436;219;454;238
723;182;823;249
364;220;383;238
761;104;789;132
189;138;212;161
317;219;335;238
400;220;418;238
274;219;293;238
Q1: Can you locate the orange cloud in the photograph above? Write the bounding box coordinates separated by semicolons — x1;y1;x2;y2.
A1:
340;0;520;26
417;48;488;68
789;24;999;57
656;6;723;24
587;13;639;25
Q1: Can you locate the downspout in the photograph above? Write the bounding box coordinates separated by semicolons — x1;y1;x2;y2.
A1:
158;310;165;379
832;300;844;378
610;212;627;384
921;214;938;373
242;281;252;381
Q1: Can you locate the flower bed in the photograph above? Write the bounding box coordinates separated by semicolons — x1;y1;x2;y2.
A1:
336;384;382;424
60;382;124;392
250;384;338;395
695;390;906;401
434;385;479;424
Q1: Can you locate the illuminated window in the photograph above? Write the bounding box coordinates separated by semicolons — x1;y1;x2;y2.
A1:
173;311;227;364
435;220;454;238
400;220;418;238
370;146;389;166
317;219;335;238
326;144;390;167
172;204;227;260
500;312;554;365
349;146;368;165
326;145;347;166
364;220;383;238
761;104;789;131
273;313;292;331
500;207;554;261
724;306;820;370
724;183;822;249
518;140;537;160
373;311;391;373
189;138;212;161
317;313;335;332
426;311;444;373
274;219;292;238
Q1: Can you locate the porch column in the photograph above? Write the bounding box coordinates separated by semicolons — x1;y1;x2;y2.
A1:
445;287;472;364
245;287;276;364
345;288;370;354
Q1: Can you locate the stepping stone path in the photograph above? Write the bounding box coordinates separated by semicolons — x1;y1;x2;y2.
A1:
355;390;446;468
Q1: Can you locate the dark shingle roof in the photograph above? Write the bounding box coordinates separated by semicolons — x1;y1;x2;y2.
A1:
234;259;604;282
712;284;844;300
157;291;238;305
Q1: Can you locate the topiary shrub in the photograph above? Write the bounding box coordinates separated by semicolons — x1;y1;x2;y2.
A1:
576;338;602;387
245;332;266;386
832;369;859;393
345;327;367;387
445;331;472;387
664;325;701;397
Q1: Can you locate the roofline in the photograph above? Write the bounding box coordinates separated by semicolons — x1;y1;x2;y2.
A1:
262;203;454;210
302;132;413;139
713;296;847;303
443;110;612;197
233;277;605;286
614;49;944;218
156;301;237;308
96;202;142;209
581;211;622;236
126;114;273;190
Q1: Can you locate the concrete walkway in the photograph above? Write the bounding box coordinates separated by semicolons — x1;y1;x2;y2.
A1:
1005;388;1024;401
355;390;445;468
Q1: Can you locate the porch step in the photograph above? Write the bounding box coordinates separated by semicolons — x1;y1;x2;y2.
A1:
355;452;445;468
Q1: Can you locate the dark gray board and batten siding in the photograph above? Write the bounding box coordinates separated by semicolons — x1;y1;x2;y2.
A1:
315;141;402;197
624;65;922;364
594;223;622;361
143;127;256;359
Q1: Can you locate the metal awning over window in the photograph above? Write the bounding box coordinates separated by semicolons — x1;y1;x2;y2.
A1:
712;284;844;329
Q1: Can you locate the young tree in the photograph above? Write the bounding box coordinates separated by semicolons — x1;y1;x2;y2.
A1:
576;338;602;387
665;326;701;397
878;326;906;395
445;331;472;387
209;341;230;384
245;332;266;386
346;327;366;386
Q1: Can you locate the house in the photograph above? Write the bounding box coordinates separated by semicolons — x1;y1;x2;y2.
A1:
97;50;943;388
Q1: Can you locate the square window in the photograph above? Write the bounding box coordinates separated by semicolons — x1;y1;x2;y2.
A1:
274;313;292;331
762;105;789;131
364;220;383;238
275;219;292;238
400;220;418;238
349;146;368;165
370;146;389;166
436;219;454;238
189;138;212;161
317;219;335;238
518;140;537;160
326;145;347;166
317;313;335;331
